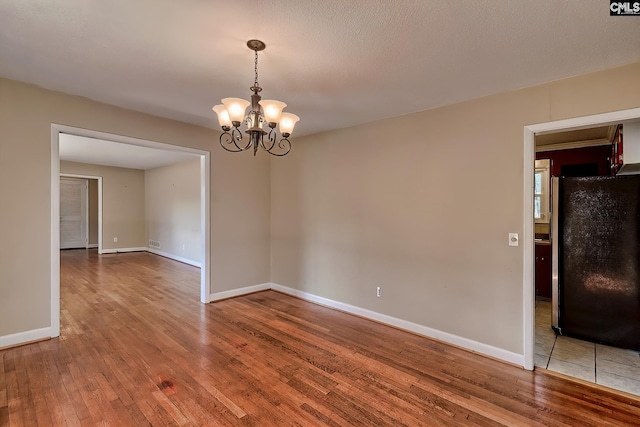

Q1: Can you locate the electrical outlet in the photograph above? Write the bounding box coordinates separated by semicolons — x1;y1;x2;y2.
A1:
113;237;118;243
376;286;382;297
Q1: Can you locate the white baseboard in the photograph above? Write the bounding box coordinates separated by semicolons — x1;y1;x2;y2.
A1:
0;327;51;350
87;243;98;248
100;247;147;254
212;282;524;367
210;283;271;302
146;248;201;267
3;282;522;365
271;284;524;366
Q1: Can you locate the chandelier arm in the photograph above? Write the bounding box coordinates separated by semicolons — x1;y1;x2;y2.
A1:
219;130;243;152
219;128;250;152
241;135;253;151
260;128;278;151
259;137;270;152
234;126;254;151
264;137;291;157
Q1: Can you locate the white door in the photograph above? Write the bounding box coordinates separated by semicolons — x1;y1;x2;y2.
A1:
60;178;88;249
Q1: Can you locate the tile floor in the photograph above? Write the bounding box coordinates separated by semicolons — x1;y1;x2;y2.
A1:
535;299;640;396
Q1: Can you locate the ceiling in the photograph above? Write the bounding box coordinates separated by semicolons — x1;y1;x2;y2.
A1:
60;134;199;170
1;1;639;138
535;125;614;148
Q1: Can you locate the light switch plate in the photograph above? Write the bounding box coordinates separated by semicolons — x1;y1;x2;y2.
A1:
509;233;519;246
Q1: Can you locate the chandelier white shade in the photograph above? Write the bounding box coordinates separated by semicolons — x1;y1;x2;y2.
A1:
279;112;300;135
259;100;287;123
212;40;299;157
212;104;231;127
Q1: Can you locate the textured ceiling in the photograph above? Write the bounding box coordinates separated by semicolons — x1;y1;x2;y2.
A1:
1;1;639;137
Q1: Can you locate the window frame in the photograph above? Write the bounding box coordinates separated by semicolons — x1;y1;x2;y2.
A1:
534;159;551;224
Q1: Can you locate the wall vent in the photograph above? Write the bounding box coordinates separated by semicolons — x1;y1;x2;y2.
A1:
149;240;161;248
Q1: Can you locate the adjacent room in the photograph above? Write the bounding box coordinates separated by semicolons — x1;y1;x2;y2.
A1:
533;124;640;395
58;133;204;268
1;1;640;425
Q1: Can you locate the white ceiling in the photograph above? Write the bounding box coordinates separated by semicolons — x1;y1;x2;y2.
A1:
59;134;199;170
1;1;639;138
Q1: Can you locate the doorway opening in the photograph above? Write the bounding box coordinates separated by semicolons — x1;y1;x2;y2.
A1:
524;107;640;369
523;108;640;390
59;177;89;249
50;124;211;338
60;174;102;250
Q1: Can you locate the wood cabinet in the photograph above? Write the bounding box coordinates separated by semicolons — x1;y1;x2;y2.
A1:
611;124;623;175
535;243;551;299
536;145;612;178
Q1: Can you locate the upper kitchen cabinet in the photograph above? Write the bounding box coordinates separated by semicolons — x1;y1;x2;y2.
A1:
614;121;640;176
536;125;615;178
536;145;612;178
611;124;623;175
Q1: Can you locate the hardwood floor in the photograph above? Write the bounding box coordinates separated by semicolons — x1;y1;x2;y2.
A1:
1;250;639;426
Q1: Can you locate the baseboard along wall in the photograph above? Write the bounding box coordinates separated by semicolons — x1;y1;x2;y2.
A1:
145;248;201;267
100;247;147;254
2;279;522;366
0;327;51;350
211;282;525;367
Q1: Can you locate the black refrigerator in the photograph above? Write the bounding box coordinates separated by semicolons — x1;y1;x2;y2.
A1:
551;176;640;351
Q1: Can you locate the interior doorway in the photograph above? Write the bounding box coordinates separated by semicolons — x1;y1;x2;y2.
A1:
59;174;101;250
523;107;640;373
50;124;211;339
59;177;88;249
532;124;640;396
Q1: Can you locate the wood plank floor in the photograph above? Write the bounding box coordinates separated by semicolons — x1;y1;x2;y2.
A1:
1;250;639;426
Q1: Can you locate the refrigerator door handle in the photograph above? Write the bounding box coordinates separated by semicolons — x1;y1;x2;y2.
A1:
551;177;560;333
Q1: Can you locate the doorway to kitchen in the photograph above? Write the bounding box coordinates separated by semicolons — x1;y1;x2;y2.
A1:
524;107;640;397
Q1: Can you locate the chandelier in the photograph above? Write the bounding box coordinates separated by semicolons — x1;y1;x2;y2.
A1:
213;40;299;157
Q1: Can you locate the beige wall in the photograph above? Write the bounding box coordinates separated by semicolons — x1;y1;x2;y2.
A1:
145;158;201;263
3;62;639;356
61;161;146;250
271;62;640;355
88;179;98;245
0;77;270;338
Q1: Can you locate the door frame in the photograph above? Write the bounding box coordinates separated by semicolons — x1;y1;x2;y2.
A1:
522;106;640;370
51;124;212;338
59;177;89;249
61;174;102;251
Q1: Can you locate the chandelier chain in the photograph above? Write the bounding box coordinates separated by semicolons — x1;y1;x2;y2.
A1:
254;49;259;87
